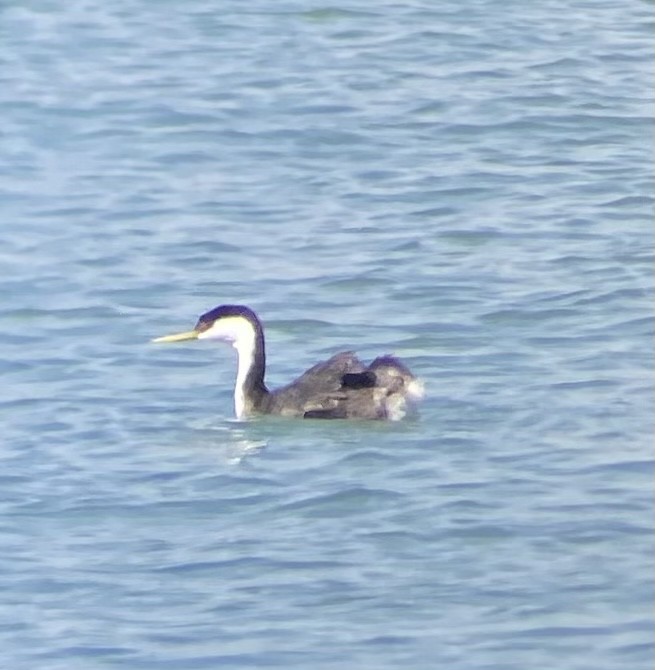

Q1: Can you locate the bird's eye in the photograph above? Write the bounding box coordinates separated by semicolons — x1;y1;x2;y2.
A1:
195;319;212;333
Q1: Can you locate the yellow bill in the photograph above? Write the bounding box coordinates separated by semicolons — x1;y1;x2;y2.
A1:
151;330;199;344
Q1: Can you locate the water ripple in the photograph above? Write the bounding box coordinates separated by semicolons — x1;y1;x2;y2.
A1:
0;1;651;669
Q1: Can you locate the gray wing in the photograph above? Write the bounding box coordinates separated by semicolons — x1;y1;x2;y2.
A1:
299;353;423;420
268;352;367;416
267;351;422;420
289;351;366;392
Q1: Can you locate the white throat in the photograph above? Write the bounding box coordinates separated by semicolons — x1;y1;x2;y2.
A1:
232;336;256;419
197;316;258;419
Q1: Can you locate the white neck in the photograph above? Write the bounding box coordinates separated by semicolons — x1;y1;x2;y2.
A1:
197;315;258;419
233;336;256;419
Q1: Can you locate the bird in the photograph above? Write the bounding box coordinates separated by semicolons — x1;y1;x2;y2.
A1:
152;304;423;420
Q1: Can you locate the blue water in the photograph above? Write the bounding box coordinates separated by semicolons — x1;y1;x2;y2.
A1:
1;1;652;668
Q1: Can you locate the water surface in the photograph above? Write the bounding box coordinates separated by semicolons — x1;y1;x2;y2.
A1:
0;1;652;668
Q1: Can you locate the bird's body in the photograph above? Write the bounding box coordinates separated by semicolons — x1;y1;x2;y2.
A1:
153;305;423;421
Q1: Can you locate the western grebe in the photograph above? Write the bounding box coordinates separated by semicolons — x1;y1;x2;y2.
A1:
152;304;423;420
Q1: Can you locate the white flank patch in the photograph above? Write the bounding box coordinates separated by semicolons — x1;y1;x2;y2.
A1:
197;316;257;419
407;378;425;401
382;376;424;421
385;394;407;422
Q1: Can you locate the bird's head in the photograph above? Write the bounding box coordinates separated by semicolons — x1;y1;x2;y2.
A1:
152;304;262;351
